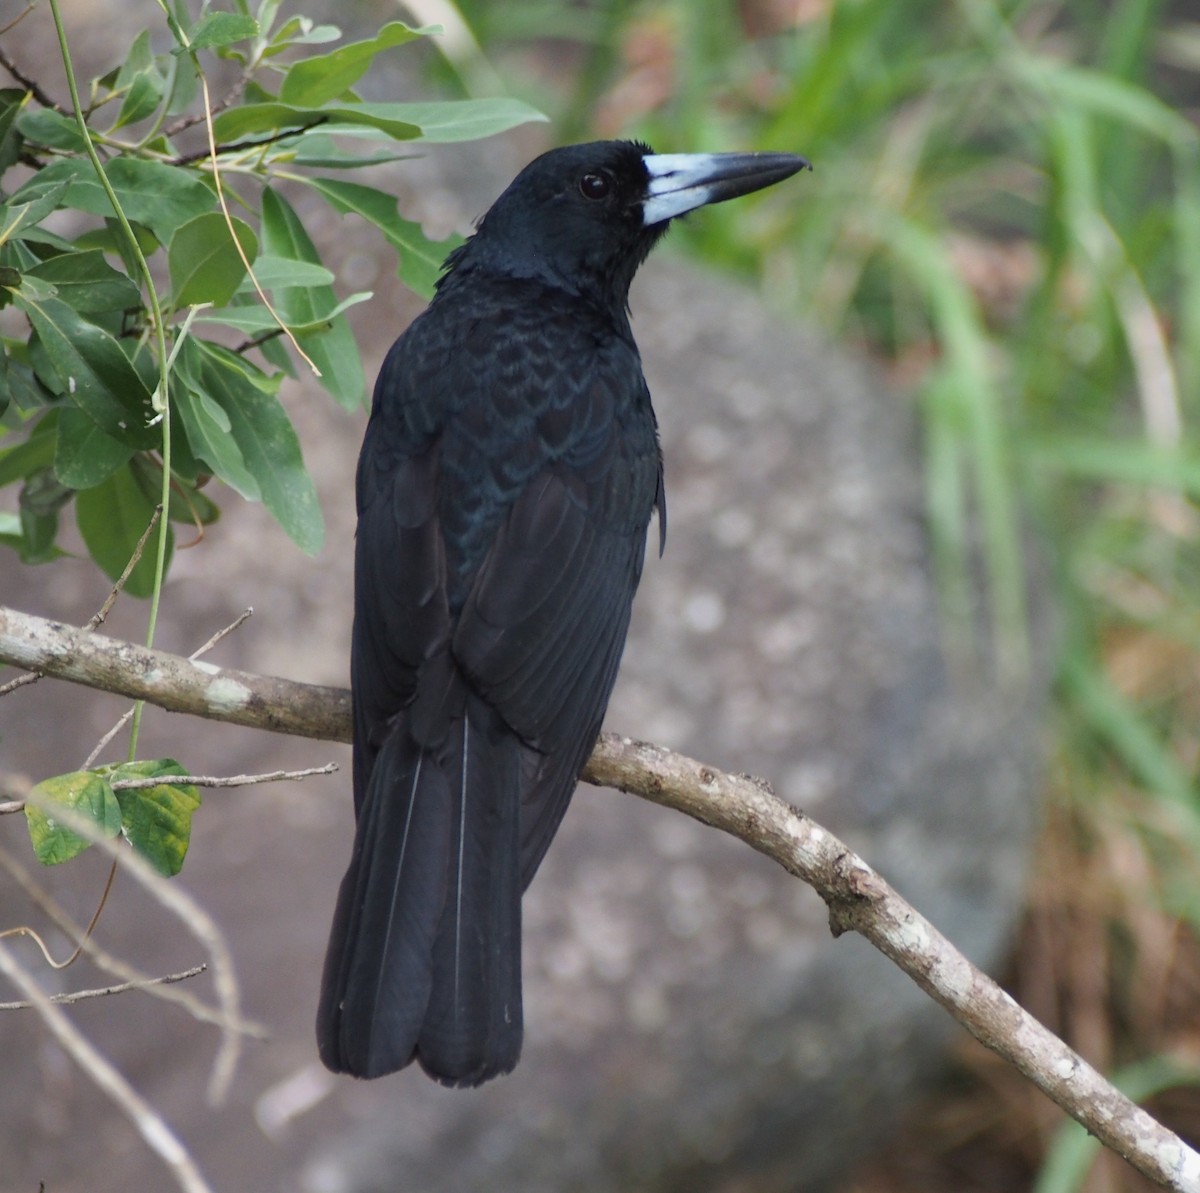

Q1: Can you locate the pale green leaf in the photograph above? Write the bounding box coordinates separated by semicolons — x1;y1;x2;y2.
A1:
279;22;432;107
25;771;121;865
104;759;201;877
168;212;258;307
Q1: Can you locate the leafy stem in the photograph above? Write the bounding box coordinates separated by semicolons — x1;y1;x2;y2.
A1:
47;0;174;761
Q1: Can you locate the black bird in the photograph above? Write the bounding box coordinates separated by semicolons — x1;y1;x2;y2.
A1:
317;140;809;1086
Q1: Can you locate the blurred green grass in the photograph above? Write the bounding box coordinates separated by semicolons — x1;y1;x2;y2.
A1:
439;1;1200;1187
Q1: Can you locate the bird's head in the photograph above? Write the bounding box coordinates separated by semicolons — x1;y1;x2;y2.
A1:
442;140;810;311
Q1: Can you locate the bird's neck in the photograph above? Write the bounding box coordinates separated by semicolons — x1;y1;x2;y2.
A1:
437;255;637;343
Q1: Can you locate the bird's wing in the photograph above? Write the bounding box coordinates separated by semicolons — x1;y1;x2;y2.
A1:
451;362;662;886
350;435;451;811
354;292;661;885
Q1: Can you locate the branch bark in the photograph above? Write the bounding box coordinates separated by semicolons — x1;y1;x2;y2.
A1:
0;605;350;741
3;603;1198;1191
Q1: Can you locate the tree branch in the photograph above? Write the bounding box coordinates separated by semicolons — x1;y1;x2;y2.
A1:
0;963;207;1010
0;941;214;1193
0;605;350;741
2;603;1198;1190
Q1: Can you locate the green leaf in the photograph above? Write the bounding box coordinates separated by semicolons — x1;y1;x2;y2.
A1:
112;31;167;129
15;291;158;446
359;98;548;143
54;406;134;488
0;87;27;174
25;771;121;865
173;344;261;499
182;11;259;52
21;158;215;246
18;466;71;564
114;29;154;87
104;158;218;243
239;254;335;291
211;100;420;143
264;17;343;54
261;187;365;408
26;249;141;314
104;759;201;877
0;177;72;247
198;290;370;334
305;177;460;297
1028;436;1200;495
75;462;173;597
15;108;89;153
195;340;323;553
284;133;414;169
168;212;258;307
212;97;545;145
0;510;20;550
279;22;430;107
0;410;58;488
165;36;197;115
193;302;283;334
163;473;221;528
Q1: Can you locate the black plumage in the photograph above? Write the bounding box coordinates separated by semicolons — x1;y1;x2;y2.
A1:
317;140;808;1086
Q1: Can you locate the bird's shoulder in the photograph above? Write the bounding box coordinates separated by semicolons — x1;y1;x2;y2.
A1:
381;273;644;409
360;273;657;503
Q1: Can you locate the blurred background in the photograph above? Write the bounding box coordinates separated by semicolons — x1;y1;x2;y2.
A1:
3;1;1200;1191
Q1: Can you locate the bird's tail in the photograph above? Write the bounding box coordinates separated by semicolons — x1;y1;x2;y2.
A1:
316;697;523;1085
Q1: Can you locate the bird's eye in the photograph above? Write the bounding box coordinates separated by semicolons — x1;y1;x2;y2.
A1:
579;172;611;201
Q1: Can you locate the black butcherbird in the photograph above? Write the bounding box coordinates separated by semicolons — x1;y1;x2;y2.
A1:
317;141;809;1086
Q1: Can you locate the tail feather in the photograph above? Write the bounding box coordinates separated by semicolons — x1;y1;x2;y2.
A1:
417;703;522;1083
317;699;523;1084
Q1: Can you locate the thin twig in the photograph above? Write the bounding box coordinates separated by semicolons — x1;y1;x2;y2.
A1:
110;764;338;791
0;845;265;1039
0;824;252;1103
193;66;321;375
40;810;245;1103
0;762;335;813
0;963;207;1009
0;772;30;813
162;73;249;137
0;35;62;111
81;707;136;770
171;124;320;166
0;941;214;1193
0;670;36;696
0;858;119;970
189;608;253;660
0;1;37;38
78;606;253;774
89;507;164;631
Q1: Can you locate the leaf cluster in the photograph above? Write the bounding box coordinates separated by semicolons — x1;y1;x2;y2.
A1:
24;759;200;877
0;0;544;590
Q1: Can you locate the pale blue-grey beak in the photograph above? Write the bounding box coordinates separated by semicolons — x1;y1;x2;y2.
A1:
641;151;811;226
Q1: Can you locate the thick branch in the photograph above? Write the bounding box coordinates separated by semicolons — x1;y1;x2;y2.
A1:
592;737;1200;1192
2;604;1198;1190
0;605;350;741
